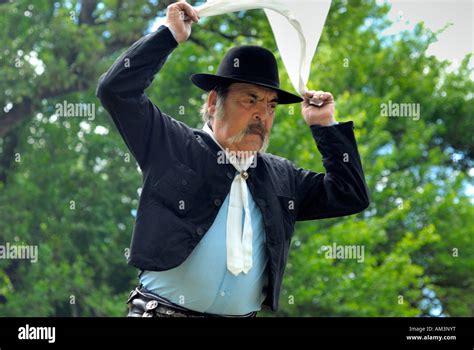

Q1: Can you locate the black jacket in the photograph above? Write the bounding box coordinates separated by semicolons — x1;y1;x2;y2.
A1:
96;25;370;311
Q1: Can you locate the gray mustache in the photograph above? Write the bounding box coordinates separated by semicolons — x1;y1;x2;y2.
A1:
245;123;267;138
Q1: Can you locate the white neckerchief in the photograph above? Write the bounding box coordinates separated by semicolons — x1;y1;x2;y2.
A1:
202;123;254;276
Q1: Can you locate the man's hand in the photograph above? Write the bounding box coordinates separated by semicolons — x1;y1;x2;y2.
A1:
301;90;336;126
164;1;199;43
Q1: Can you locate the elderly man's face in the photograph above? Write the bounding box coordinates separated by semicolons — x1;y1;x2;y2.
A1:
208;83;278;155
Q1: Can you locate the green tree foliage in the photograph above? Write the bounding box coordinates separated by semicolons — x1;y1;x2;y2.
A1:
0;0;472;316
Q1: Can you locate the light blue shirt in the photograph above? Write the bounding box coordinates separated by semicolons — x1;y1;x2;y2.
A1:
140;185;269;315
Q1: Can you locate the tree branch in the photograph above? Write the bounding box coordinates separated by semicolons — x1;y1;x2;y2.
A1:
0;100;33;138
79;0;98;25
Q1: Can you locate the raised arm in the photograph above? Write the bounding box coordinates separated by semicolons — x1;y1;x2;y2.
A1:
294;90;369;220
95;1;199;169
294;122;370;221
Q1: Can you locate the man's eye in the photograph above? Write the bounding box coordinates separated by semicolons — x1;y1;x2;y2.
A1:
268;104;277;112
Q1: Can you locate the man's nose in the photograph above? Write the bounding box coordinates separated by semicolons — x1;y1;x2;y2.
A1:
253;113;266;123
253;101;272;121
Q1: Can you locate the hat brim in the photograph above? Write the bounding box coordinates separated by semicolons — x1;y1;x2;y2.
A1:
190;73;303;105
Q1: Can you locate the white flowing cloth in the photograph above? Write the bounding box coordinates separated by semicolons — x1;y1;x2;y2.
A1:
194;0;332;96
202;123;255;276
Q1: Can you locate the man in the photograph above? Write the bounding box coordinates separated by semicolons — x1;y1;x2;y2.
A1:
96;1;369;318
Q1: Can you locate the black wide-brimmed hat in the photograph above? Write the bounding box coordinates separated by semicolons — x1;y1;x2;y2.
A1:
190;45;303;104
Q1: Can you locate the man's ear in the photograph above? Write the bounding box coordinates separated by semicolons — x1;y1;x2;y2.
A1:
207;90;217;117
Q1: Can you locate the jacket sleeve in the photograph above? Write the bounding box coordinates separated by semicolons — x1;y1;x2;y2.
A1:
293;121;370;221
95;25;179;169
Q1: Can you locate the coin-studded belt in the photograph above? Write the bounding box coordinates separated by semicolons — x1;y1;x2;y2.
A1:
126;286;257;318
